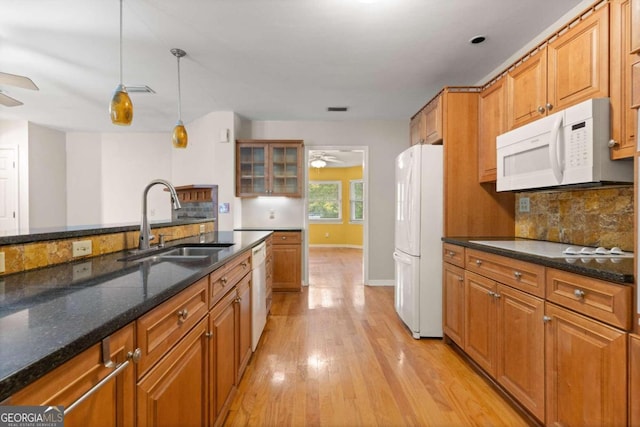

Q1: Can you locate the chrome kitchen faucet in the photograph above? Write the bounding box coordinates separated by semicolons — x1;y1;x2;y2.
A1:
139;179;182;251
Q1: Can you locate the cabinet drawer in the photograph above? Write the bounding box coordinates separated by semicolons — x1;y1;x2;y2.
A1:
443;243;465;267
466;249;545;298
272;231;301;245
137;277;209;379
210;251;251;307
546;268;632;330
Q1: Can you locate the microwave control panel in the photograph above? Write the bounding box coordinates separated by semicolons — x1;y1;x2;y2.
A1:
566;120;590;168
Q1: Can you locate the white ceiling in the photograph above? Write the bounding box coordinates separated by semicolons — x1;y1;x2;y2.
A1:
0;0;584;133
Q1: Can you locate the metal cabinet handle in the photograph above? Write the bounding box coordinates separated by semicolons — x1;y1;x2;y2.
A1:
573;289;585;299
177;308;189;321
205;331;213;338
241;262;249;268
607;139;618;148
65;347;141;416
545;103;553;112
457;277;464;283
475;259;482;266
513;271;522;280
494;293;501;299
543;315;552;323
488;290;495;297
447;251;456;257
281;236;287;240
221;277;228;285
537;105;546;114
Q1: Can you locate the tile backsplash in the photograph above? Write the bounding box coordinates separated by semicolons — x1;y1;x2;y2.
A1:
515;186;633;251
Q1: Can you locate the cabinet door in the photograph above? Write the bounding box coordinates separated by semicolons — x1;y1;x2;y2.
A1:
464;271;496;376
631;334;640;427
631;0;640;53
236;273;252;381
611;0;637;159
410;113;423;145
495;285;545;422
269;143;302;197
547;4;609;112
8;324;136;427
443;262;465;347
506;47;547;130
210;289;238;425
137;318;208;427
545;303;627;427
237;143;268;196
423;94;443;144
478;79;506;182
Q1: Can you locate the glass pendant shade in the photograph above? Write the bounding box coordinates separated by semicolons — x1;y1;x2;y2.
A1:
110;84;133;125
172;120;188;148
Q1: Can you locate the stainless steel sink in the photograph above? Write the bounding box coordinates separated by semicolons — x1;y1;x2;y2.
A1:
119;243;234;263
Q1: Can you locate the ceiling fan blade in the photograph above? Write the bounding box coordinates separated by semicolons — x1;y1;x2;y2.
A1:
325;158;343;163
0;92;23;107
0;72;39;90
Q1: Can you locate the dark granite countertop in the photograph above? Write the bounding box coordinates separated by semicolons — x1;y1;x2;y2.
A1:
0;217;215;245
0;229;271;401
443;237;634;285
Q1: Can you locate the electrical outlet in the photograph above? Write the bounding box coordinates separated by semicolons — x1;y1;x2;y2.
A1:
199;224;205;234
519;197;530;213
269;209;275;219
72;240;92;257
0;252;5;273
325;232;330;238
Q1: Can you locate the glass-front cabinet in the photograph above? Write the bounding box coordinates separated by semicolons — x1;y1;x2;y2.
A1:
236;140;304;197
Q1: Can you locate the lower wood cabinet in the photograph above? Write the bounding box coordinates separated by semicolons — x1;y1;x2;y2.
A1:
137;318;209;427
210;288;238;425
442;261;465;347
237;273;253;381
631;334;640;426
545;303;627;427
6;323;137;427
272;231;302;292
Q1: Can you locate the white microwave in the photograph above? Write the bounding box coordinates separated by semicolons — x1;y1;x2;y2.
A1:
496;98;633;192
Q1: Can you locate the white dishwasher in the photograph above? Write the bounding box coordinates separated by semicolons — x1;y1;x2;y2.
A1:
251;242;267;351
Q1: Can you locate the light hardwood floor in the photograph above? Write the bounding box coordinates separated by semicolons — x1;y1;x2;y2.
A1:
225;247;530;426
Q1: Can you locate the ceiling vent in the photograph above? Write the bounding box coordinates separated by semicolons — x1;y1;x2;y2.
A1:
327;107;348;112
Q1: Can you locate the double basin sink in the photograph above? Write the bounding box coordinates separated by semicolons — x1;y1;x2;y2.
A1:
119;243;235;264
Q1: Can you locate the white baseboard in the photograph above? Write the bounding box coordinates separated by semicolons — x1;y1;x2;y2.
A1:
309;244;363;249
366;279;395;287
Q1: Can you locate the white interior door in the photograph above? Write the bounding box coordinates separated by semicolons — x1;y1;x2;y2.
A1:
0;146;18;234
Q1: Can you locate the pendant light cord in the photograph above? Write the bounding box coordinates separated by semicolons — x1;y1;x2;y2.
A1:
177;55;182;121
119;0;124;85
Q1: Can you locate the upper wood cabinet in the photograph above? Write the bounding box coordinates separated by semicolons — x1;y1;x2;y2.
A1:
608;0;637;158
506;5;609;130
631;0;640;53
478;79;507;182
409;94;443;145
236;139;304;197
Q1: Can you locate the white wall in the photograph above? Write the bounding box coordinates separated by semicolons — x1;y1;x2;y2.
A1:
100;132;173;224
66;132;103;226
28;123;67;228
247;120;408;283
171;111;237;230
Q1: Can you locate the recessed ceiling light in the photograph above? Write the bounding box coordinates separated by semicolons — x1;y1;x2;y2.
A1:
125;85;156;94
469;35;486;44
327;107;348;112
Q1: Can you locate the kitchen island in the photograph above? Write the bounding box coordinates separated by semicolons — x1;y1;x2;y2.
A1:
0;229;271;402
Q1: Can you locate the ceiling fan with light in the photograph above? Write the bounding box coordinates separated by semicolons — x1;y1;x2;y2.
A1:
309;152;344;168
0;72;39;107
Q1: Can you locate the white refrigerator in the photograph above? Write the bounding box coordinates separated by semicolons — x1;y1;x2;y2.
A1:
393;144;443;339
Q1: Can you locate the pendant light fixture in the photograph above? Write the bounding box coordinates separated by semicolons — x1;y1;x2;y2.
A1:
171;48;188;148
109;0;133;125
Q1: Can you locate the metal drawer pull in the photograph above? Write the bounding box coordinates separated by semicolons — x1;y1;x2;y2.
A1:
543;316;552;323
488;290;495;297
447;251;456;257
573;289;585;299
65;347;141;415
281;236;287;240
177;308;189;321
475;259;482;266
241;262;249;268
493;293;501;299
513;271;522;280
221;277;228;285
